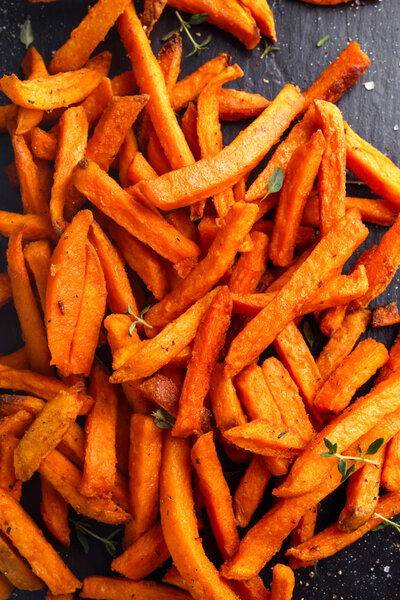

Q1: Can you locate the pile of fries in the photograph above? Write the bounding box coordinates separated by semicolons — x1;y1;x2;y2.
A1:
0;0;400;599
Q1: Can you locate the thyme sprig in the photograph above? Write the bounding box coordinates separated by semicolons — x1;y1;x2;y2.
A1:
162;11;211;57
71;519;121;557
125;304;152;337
321;437;384;483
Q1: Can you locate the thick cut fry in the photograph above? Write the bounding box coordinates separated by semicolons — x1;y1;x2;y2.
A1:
30;127;58;161
173;287;232;437
287;492;400;563
382;432;400;491
23;240;52;312
254;220;316;249
235;363;282;424
377;330;400;384
111;289;218;382
127;152;157;184
86;95;148;172
39;450;130;524
40;476;70;547
7;228;51;376
372;302;400;327
14;388;83;482
49;0;131;73
0;489;80;594
0;436;20;500
302;194;398;228
111;71;137;96
50;107;88;235
270;129;325;266
239;0;276;41
112;521;169;580
0;276;12;311
289;505;318;569
0;412;34;439
224;421;307;457
118;5;194;170
0;106;17;133
80;364;117;498
234;455;271;528
229;231;269;294
302;42;371;108
0;349;28;371
315;100;346;236
0;533;43;590
160;434;239;600
119;129;138;187
74;162;200;265
262;358;314;443
81;576;192;600
45;210;93;376
218;88;269;121
141;0;168;34
345;122;400;208
89;222;138;315
191;432;239;559
270;564;295;600
16;47;48;135
338;446;384;533
162;566;190;591
0;573;13;600
314;339;389;415
1;68;106;111
145;203;258;332
210;364;248;433
80;76;113;128
316;309;371;380
135;84;304;210
109;223;168;301
11;133;48;215
157;33;182;94
275;371;400;498
167;0;260;49
128;414;163;542
274;322;322;416
139;368;184;416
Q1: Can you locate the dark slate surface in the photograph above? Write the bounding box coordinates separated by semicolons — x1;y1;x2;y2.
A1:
1;1;400;598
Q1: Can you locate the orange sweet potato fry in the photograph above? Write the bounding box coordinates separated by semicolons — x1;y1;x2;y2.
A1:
112;521;169;580
239;0;276;41
109;222;168;301
210;364;248;434
157;33;182;94
126;151;157;185
0;349;28;371
0;275;12;311
49;0;131;73
81;576;192;600
89;221;138;314
270;564;295;600
382;432;400;492
50;107;88;235
23;240;52;312
316;309;371;380
141;0;168;35
224;211;369;377
0;412;34;439
86;95;148;172
289;505;318;569
302;42;370;108
80;363;118;498
119;129;138;187
376;330;400;384
40;475;70;547
218;88;269;121
234;455;271;528
16;47;48;136
74;161;200;265
315;100;346;236
134;84;304;210
139;368;184;416
145;203;258;332
127;414;163;542
79;76;113;128
173;287;232;437
224;421;306;458
345;122;400;209
0;573;13;600
191;432;239;559
162;566;190;591
111;289;218;381
0;533;43;591
0;489;80;594
11;133;48;215
314;339;389;415
338;445;384;533
229;231;269;294
253;220;316;249
160;434;238;600
167;0;260;49
118;5;194;170
14;388;83;482
111;71;137;97
30;127;58;161
0;436;21;501
270;129;325;266
45;210;93;376
39;449;130;524
7;227;51;376
0;106;17;133
287;492;400;564
180;102;201;161
372;302;400;327
274;371;400;499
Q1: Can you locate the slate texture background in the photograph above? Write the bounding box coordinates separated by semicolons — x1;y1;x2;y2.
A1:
1;0;400;598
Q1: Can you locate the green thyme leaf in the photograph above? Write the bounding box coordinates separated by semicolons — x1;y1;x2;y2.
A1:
366;438;385;456
161;30;178;41
189;13;209;25
317;34;330;48
125;304;153;336
153;408;176;429
337;458;347;478
261;39;280;59
373;514;400;534
262;167;284;200
20;18;34;50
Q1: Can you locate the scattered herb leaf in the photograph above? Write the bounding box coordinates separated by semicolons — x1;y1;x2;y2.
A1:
125;304;153;336
71;519;121;557
262;167;284;200
303;321;314;347
373;514;400;534
317;34;330;48
278;429;289;439
321;437;384;482
153;408;176;429
162;11;211;57
20;18;34;50
260;39;280;59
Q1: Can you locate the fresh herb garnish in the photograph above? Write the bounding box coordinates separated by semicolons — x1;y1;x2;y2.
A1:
373;514;400;533
71;519;121;557
261;167;284;200
321;437;384;483
125;304;152;337
317;34;330;48
303;322;314;347
20;18;34;50
162;11;211;57
152;408;176;429
260;39;280;59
